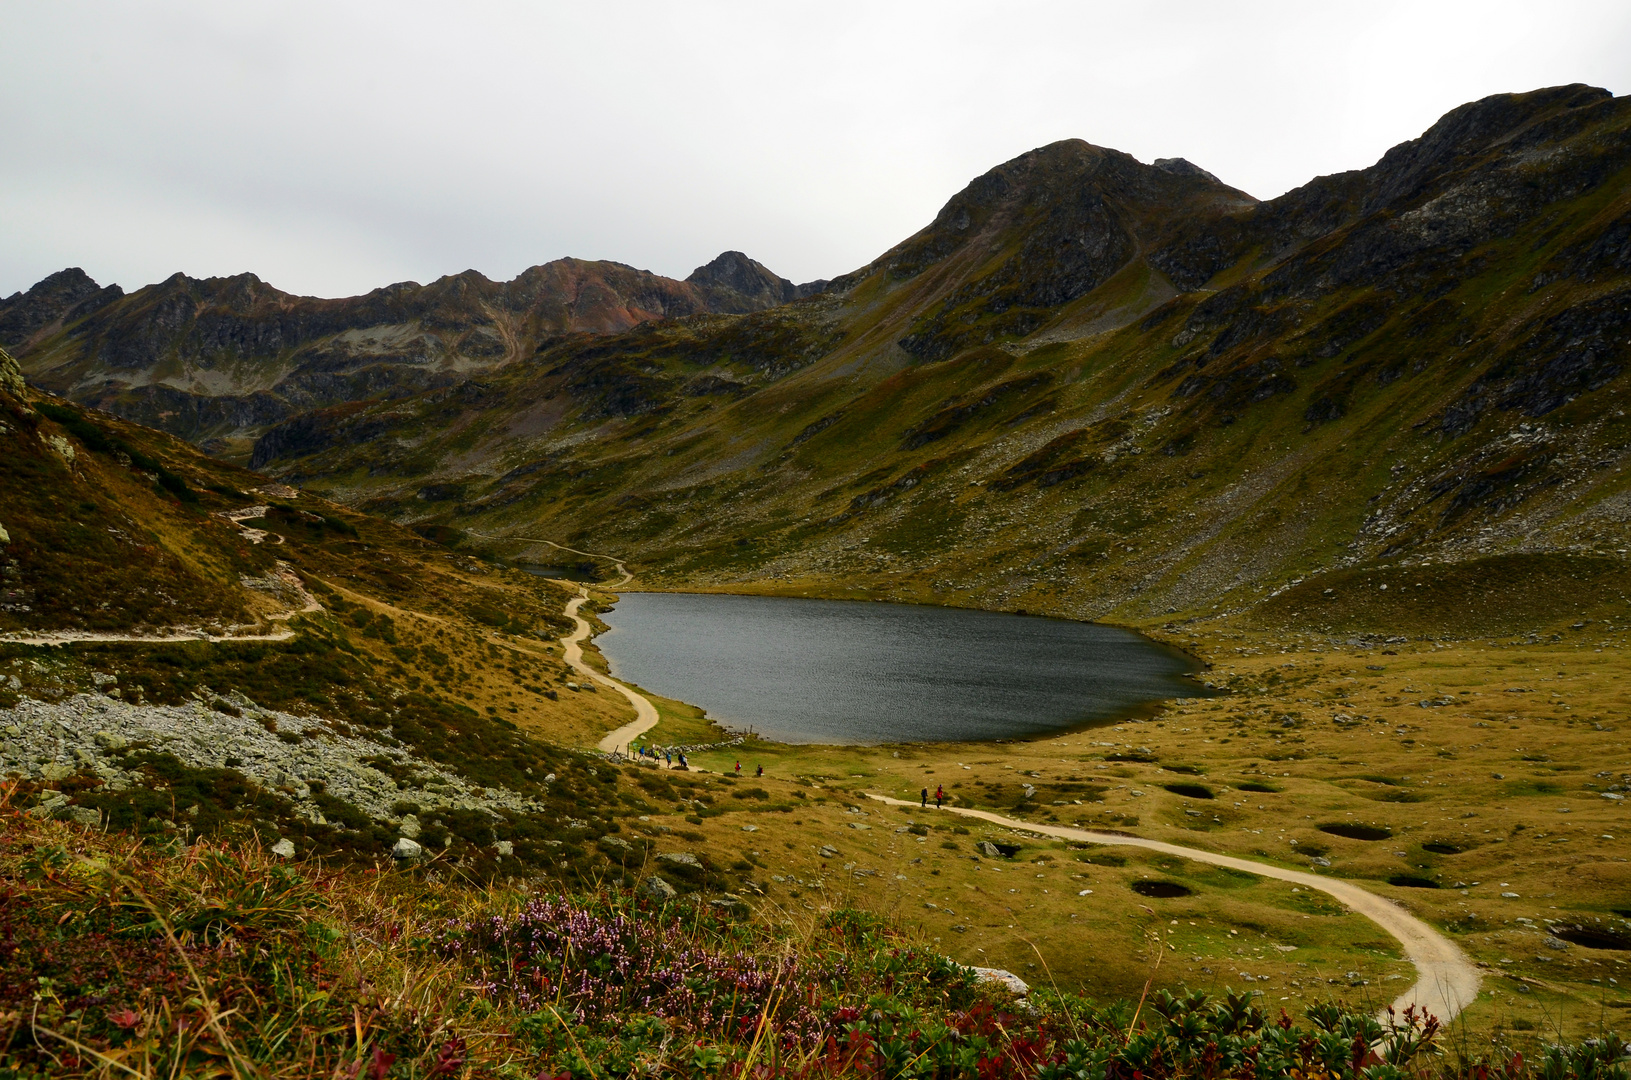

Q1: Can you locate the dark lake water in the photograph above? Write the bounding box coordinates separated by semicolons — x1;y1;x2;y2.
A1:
597;593;1209;745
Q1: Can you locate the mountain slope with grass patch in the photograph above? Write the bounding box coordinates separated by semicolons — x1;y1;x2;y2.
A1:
238;86;1631;638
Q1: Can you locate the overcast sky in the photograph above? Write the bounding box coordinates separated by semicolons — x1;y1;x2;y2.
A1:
3;1;1628;300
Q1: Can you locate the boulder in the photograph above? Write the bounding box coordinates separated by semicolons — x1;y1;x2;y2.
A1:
976;841;1003;858
271;838;295;858
65;805;101;829
495;840;514;856
391;836;424;861
819;845;839;858
641;875;678;901
709;893;749;916
398;813;421;839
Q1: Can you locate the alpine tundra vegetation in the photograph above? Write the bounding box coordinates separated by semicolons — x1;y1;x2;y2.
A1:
2;85;1631;1078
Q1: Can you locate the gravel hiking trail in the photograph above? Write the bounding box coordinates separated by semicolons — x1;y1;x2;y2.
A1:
866;794;1480;1023
467;533;654;755
0;561;320;647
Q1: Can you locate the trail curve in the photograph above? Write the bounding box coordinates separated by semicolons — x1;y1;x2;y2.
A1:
467;532;655;755
866;794;1480;1023
558;587;660;755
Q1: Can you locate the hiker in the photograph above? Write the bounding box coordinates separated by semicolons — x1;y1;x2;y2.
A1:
678;752;688;770
755;764;764;778
920;787;928;808
734;761;741;775
934;785;944;809
665;750;672;767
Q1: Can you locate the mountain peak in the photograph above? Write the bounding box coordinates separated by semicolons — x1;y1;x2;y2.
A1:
1153;157;1223;185
0;267;123;352
687;251;827;313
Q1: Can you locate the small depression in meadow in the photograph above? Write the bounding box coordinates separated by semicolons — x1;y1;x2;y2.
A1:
1319;823;1393;841
1550;925;1631;951
597;593;1211;744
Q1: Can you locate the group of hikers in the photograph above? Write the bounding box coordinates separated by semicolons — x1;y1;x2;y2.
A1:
628;743;689;769
922;784;946;808
625;743;767;779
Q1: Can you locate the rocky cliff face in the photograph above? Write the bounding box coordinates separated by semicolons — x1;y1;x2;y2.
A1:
2;253;813;453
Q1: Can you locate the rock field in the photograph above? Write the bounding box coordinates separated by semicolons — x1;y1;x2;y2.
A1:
0;689;548;833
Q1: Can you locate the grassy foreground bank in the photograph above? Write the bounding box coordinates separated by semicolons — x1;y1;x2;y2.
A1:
2;786;1625;1080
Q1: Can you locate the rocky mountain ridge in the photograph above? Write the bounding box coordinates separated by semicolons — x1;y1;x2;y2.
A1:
233;85;1631;631
2;251;824;455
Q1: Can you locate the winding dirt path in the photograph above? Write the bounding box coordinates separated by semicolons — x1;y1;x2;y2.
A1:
865;794;1481;1023
466;532;656;755
557;587;661;755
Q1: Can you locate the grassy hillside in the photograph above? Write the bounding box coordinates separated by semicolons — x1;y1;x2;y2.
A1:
0;344;693;882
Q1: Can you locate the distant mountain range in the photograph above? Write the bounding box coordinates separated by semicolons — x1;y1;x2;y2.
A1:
10;84;1631;628
1;251;826;456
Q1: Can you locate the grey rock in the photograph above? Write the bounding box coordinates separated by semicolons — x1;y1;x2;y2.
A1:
641;874;678;901
600;835;632;850
819;845;839;858
398;814;421;839
271;838;295;858
0;346;24;398
495;840;514;856
65;805;100;829
392;836;424;861
976;841;1003;858
971;966;1031;996
657;851;700;867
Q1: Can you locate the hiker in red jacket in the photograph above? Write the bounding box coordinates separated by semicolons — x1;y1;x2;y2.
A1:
934;785;945;809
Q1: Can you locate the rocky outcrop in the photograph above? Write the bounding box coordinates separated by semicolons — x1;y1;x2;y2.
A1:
0;345;25;398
